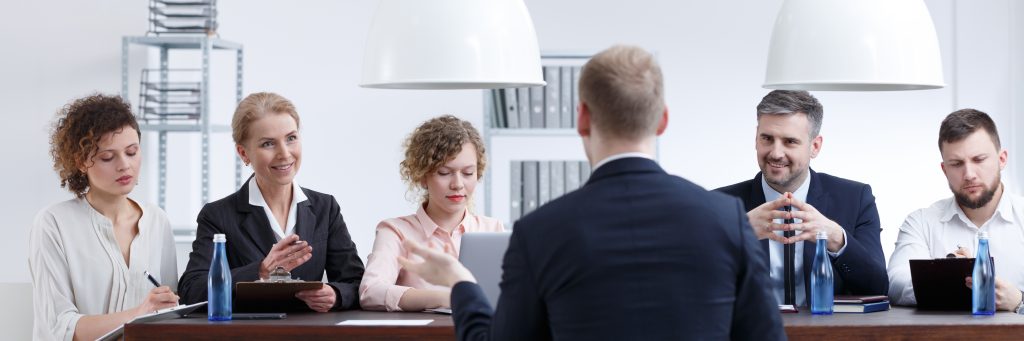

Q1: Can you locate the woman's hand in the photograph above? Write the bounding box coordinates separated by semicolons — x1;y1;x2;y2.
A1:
259;234;313;279
295;284;336;312
135;286;179;316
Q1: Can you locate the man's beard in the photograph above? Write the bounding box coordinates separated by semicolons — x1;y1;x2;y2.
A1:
953;177;1001;210
763;158;804;192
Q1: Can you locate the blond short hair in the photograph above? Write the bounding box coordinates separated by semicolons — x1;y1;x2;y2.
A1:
231;92;300;145
578;45;665;141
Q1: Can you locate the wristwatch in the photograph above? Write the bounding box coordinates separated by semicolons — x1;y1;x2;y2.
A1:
1015;290;1024;315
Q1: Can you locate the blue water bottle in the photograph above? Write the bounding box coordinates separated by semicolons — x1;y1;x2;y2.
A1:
208;233;232;321
810;230;834;315
972;231;995;315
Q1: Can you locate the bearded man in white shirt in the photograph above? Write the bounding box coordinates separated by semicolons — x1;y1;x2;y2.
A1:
888;109;1024;314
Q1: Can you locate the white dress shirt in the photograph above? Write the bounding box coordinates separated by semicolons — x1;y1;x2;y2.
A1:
762;172;848;307
591;152;655;172
29;197;177;341
248;177;309;241
888;191;1024;307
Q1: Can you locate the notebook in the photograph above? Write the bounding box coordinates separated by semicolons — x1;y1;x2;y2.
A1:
834;295;889;304
458;231;512;308
909;258;986;310
834;301;890;313
98;301;207;341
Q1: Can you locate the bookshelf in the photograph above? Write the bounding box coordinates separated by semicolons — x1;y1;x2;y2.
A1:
481;53;591;226
482;52;664;226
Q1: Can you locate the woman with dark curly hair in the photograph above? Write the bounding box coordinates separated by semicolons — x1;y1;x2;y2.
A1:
30;94;179;341
360;115;504;312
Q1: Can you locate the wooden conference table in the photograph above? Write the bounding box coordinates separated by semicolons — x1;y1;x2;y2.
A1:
124;307;1024;340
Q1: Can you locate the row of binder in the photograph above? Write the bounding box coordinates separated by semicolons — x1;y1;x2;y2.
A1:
510;160;591;222
490;65;583;129
148;0;218;35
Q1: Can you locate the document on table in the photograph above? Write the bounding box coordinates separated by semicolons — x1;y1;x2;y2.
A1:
778;304;798;313
336;319;433;326
97;301;207;341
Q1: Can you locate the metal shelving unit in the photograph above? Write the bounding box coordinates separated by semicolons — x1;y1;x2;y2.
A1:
121;35;243;210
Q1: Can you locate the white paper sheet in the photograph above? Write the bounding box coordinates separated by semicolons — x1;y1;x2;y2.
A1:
336;319;433;326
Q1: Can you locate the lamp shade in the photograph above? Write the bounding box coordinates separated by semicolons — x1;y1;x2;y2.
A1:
763;0;944;91
360;0;545;89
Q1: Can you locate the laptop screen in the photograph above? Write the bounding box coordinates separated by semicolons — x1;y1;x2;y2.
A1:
458;231;512;308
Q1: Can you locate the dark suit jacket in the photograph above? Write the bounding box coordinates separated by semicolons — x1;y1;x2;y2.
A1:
178;179;365;310
715;170;888;300
450;157;785;341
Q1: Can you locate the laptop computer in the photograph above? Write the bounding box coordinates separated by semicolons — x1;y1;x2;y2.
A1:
458;231;512;308
909;258;988;310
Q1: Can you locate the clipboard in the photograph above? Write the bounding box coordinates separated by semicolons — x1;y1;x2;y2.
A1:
97;301;207;341
235;281;324;312
909;257;991;311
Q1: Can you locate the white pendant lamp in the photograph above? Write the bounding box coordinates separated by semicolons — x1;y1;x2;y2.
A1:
360;0;545;89
763;0;945;91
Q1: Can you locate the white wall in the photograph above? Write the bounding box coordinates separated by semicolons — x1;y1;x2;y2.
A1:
1;0;151;282
2;0;1022;284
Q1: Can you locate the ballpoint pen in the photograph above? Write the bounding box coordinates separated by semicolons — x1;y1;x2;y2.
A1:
144;271;162;287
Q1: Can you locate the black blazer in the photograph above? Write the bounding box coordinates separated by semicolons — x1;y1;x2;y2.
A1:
715;170;888;299
450;157;785;341
178;179;365;310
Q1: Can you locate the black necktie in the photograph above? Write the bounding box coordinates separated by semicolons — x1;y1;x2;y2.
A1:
783;205;796;306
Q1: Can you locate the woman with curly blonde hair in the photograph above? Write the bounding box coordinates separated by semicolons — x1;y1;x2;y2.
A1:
360;115;504;311
30;94;179;341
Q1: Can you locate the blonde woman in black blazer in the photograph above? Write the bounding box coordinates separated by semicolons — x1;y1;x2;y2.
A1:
178;92;364;311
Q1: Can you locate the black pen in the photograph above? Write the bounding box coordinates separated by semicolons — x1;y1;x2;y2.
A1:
144;271;161;287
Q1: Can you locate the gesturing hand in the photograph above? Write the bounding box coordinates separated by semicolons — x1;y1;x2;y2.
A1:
397;239;476;288
260;234;313;280
295;284;336;313
136;286;179;316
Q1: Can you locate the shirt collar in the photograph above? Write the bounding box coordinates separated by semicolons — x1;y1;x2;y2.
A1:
592;152;655;173
940;184;1016;225
998;191;1018;224
415;204;471;237
939;198;964;223
760;170;811;203
81;196;148;235
248;177;308;208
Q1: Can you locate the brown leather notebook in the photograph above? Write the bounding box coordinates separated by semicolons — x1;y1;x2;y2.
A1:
834;295;889;304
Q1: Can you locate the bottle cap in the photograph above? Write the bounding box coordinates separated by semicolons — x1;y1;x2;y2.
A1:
213;233;226;242
977;231;989;239
816;230;828;239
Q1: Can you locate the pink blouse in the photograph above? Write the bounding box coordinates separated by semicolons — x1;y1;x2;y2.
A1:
359;206;504;311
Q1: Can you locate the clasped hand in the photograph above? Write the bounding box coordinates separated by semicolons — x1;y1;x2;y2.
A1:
746;192;845;252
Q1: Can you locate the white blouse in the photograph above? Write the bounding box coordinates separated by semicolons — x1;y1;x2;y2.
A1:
29;197;177;341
